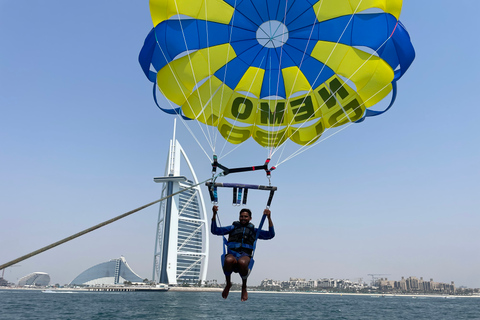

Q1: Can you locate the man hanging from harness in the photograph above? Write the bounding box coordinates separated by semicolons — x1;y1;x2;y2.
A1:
208;156;277;301
211;205;275;301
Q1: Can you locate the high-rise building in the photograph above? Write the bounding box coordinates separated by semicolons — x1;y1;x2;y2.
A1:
152;121;209;285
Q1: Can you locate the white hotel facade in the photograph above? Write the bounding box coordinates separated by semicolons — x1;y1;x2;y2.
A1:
152;123;209;285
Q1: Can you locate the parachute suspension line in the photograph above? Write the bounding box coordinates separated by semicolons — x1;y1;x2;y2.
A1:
272;0;364;156
270;0;324;155
274;81;393;168
0;176;217;272
203;0;217;151
269;2;293;156
216;143;244;162
270;0;365;158
217;55;267;159
218;1;283;158
152;32;215;159
214;0;241;157
272;1;402;165
275;80;393;166
171;1;216;150
155;85;212;162
277;123;354;167
271;28;398;164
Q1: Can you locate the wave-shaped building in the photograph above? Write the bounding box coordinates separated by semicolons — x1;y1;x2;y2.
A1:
18;272;50;287
70;256;144;286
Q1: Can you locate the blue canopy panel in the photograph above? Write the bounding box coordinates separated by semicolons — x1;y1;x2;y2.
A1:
275;48;297;70
230;10;260;32
377;40;399;75
147;20;231;74
316;13;415;79
213;58;251;90
281;41;311;66
260;48;286;98
282;43;334;90
317;15;355;45
231;0;264;26
220;46;297;97
266;0;290;21
138;28;158;82
226;0;302;28
300;56;334;90
285;2;318;32
198;20;231;48
230;38;259;57
289;23;319;45
351;14;392;48
235;44;267;68
286;35;317;57
230;25;257;43
250;0;270;22
390;21;415;81
152;20;197;61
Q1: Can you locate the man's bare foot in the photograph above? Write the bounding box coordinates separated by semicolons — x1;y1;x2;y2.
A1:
241;286;248;301
222;283;232;299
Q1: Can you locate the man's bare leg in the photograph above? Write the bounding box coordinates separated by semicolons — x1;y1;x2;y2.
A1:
237;256;251;301
222;274;232;299
222;254;236;299
241;278;248;301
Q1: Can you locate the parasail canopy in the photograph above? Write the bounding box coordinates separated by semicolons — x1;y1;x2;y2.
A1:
139;0;415;150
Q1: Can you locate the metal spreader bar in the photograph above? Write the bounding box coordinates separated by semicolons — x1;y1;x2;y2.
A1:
206;182;277;208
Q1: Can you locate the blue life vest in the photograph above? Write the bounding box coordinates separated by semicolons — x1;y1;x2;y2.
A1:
227;222;256;255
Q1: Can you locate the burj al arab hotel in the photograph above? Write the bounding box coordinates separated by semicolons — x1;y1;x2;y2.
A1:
152;122;209;285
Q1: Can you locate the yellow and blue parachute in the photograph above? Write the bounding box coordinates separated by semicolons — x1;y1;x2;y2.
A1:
139;0;415;148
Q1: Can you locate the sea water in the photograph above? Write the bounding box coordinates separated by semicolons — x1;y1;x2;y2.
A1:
1;290;479;320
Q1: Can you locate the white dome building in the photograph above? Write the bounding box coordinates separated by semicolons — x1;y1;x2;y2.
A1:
18;272;50;287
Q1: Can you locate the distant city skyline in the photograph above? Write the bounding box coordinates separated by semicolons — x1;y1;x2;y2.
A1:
259;276;468;295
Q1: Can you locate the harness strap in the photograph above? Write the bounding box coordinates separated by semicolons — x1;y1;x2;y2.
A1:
208;185;218;203
227;242;254;250
242;189;248;205
248;213;267;271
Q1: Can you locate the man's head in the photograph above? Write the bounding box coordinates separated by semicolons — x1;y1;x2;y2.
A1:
239;208;252;225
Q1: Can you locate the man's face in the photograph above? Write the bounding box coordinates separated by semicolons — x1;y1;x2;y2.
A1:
239;211;252;225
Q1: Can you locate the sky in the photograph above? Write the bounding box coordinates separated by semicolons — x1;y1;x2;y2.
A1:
1;1;479;288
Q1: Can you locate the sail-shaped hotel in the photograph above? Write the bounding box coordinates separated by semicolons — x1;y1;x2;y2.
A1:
152;122;209;285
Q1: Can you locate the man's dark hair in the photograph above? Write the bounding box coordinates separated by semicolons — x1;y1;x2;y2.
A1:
239;208;252;218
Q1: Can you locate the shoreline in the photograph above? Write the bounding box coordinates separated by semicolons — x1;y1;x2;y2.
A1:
248;290;480;298
1;286;479;298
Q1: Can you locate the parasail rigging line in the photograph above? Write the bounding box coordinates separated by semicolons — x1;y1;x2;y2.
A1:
151;32;214;163
217;54;267;160
270;0;365;157
269;0;325;157
202;0;217;150
171;0;217;148
0;176;216;272
271;37;398;167
274;81;393;167
214;0;241;157
271;10;402;167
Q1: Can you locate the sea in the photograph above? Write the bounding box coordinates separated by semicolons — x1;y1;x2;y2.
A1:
1;289;479;320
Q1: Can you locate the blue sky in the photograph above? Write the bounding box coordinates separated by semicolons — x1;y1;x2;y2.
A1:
1;1;479;288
